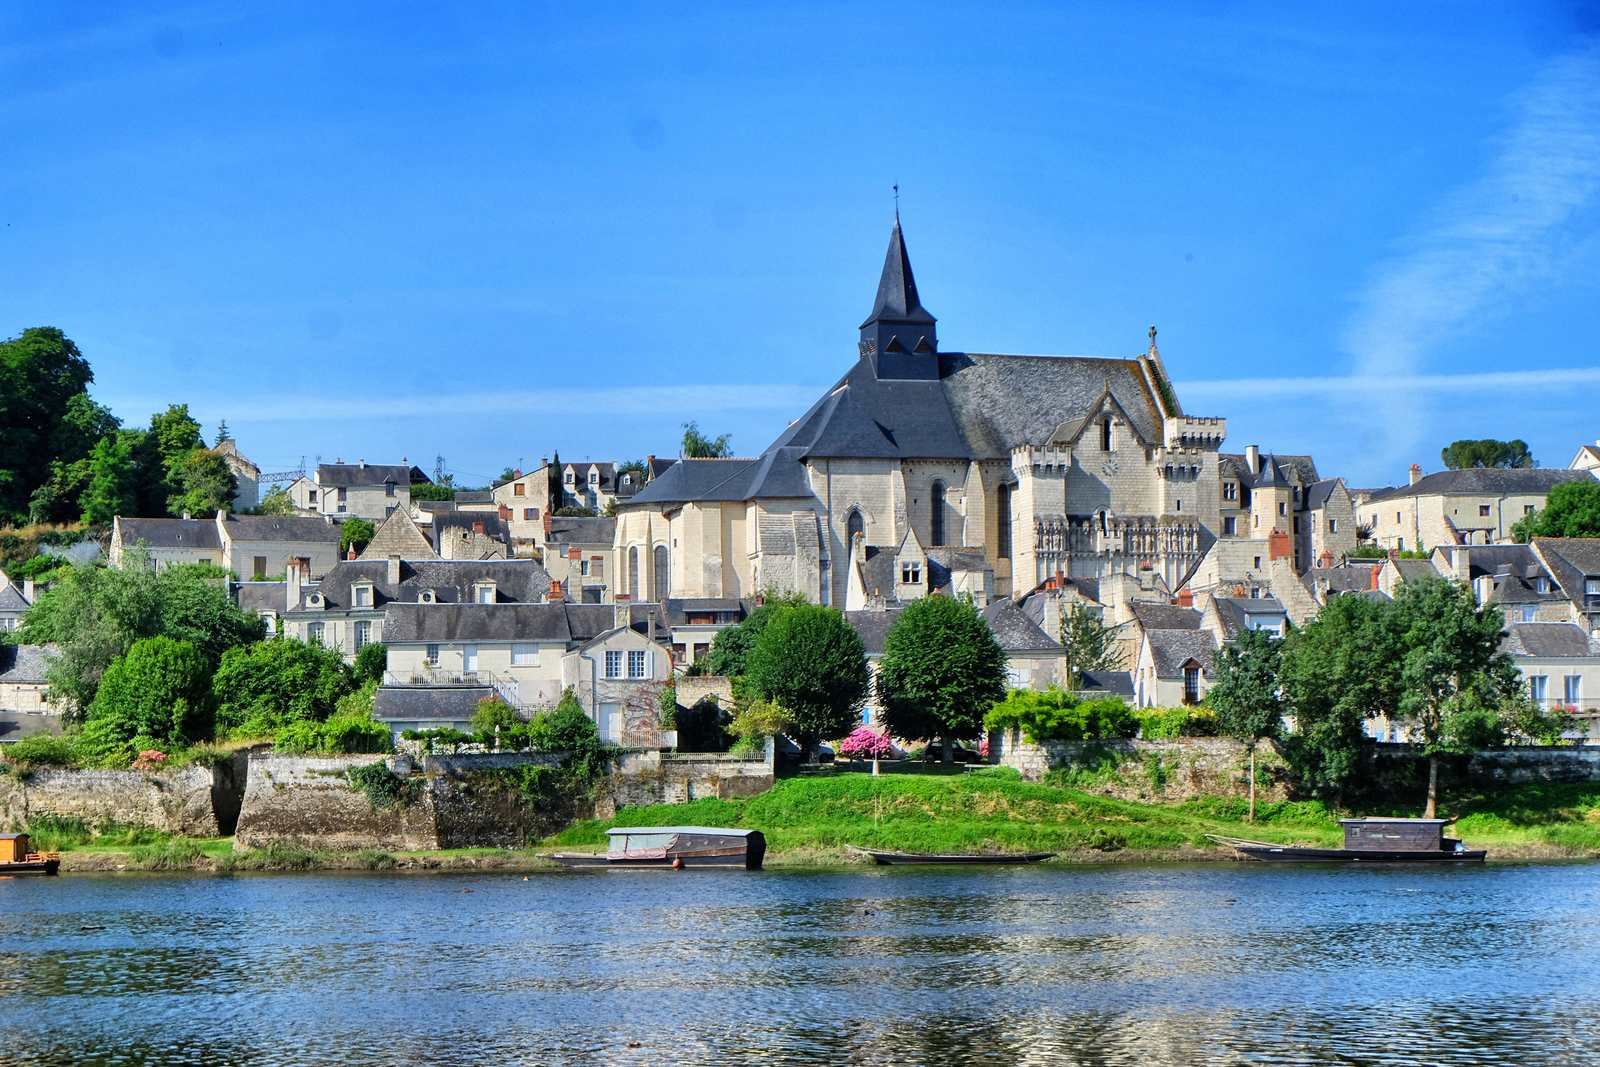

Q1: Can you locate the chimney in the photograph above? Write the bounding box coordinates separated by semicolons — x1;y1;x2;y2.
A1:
286;559;303;607
1268;529;1292;561
646;607;656;646
547;579;564;602
540;456;549;469
1370;564;1381;592
387;554;401;585
21;577;35;603
613;601;630;631
347;546;358;560
568;547;581;561
1175;587;1193;608
1244;445;1260;475
1409;464;1423;486
472;521;485;535
542;511;552;537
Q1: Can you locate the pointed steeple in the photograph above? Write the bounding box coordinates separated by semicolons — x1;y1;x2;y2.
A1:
860;216;939;379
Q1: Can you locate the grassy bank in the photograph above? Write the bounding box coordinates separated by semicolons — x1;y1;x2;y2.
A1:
28;771;1600;871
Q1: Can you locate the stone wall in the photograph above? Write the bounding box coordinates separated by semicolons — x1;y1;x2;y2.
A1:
676;676;734;709
995;730;1287;803
594;749;775;818
234;755;438;851
1373;743;1600;787
0;764;223;836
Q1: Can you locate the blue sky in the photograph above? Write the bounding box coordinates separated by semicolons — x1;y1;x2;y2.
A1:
3;3;1598;488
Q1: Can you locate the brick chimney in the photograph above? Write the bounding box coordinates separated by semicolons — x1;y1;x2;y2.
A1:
387;554;401;585
1370;564;1381;592
1175;587;1194;608
542;511;553;537
347;546;358;560
1268;529;1292;561
547;579;564;602
1244;444;1261;475
568;547;581;561
1409;464;1423;486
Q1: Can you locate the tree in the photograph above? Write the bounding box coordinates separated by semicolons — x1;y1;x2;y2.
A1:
210;637;355;737
471;696;522;749
257;486;297;516
214;420;231;445
552;505;596;517
700;591;810;677
353;641;387;686
744;603;871;757
1059;603;1125;688
79;434;140;525
0;327;97;523
79;636;212;763
617;459;648;479
876;596;1008;764
340;518;376;557
1277;593;1401;801
170;448;237;516
1391;577;1521;818
1513;481;1600;542
681;421;733;458
1440;439;1533;470
135;404;204;515
497;467;519;483
1208;629;1283;821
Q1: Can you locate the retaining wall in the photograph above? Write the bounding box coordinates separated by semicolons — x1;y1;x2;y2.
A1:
233;755;438;851
675;676;734;708
995;731;1287;803
0;764;228;836
596;748;774;817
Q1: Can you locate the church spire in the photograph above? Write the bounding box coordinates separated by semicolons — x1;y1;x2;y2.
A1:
860;214;938;378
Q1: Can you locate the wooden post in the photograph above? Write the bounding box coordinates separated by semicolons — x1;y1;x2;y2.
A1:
1247;745;1256;822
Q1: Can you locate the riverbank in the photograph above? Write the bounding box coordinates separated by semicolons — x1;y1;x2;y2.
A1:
31;770;1600;871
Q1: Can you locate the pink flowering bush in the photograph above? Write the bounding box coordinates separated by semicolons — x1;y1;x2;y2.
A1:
839;726;893;759
131;749;168;772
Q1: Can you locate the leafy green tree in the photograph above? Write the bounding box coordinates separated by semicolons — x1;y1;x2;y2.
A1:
876;596;1008;764
1391;577;1521;817
1060;602;1125;688
170;448;237;516
27;456;94;524
134;404;204;515
1513;480;1600;542
497;467;519;483
408;483;456;502
80;433;140;525
0;327;98;523
617;459;648;479
353;641;387;686
340;518;376;557
744;603;870;756
256;485;297;515
79;636;212;762
471;696;522;749
210;637;355;737
1208;629;1284;821
527;690;612;780
681;420;733;458
1277;594;1401;801
700;591;808;677
1440;438;1533;470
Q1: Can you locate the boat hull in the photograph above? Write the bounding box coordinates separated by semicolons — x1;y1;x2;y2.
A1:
0;859;60;876
1218;839;1485;864
853;848;1055;866
547;852;753;870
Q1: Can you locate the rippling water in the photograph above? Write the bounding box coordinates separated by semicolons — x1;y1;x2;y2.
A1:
3;862;1599;1065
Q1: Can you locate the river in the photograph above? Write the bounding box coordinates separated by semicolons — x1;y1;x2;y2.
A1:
2;862;1598;1065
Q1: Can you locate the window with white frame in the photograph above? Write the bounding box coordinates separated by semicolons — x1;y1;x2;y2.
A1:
604;651;623;679
425;643;440;665
307;622;324;646
628;649;648;679
1529;674;1549;704
512;643;537;666
353;585;372;607
900;562;921;584
475;584;495;604
354;621;371;651
1564;674;1582;706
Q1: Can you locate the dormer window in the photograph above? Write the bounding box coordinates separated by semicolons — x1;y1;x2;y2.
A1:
474;582;496;604
352;584;373;608
419;589;437;604
565;471;575;485
306;592;324;609
900;562;922;585
589;471;599;486
913;336;933;353
1102;417;1113;452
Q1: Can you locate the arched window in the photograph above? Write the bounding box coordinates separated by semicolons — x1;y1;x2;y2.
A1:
930;481;946;546
653;544;669;603
996;484;1011;558
1102;417;1114;452
846;508;865;547
627;546;639;600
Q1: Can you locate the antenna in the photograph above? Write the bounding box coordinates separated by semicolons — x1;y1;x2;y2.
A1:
434;454;446;484
892;182;899;221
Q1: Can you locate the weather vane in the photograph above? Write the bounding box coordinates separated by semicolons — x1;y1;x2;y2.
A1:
893;182;899;219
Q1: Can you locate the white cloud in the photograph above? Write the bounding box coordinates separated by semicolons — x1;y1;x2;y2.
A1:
1339;39;1600;455
1185;364;1600;400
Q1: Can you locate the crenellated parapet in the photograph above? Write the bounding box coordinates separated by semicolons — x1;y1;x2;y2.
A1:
1161;415;1227;450
1011;444;1073;473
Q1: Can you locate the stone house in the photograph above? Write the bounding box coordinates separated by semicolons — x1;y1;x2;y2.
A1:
358;508;438;562
1529;538;1600;632
281;557;553;661
491;462;562;553
431;512;510;560
542;516;617;603
110;511;342;580
288;462;427;521
1133;628;1217;708
1355;467;1594;551
0;577;32;633
615;219;1231;611
559;461;643;515
214;439;260;511
0;644;62;742
1501;622;1600;727
1433;544;1569;624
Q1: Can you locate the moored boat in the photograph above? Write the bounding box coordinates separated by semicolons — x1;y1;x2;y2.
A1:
1210;818;1485;863
848;846;1055;866
0;833;61;876
549;827;765;870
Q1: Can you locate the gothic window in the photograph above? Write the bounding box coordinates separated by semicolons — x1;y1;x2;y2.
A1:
930;481;946;546
846;508;865;545
653;544;669;603
628;546;639;600
1102;417;1113;452
996;484;1011;558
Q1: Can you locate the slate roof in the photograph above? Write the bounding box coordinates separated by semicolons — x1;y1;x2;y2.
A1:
1146;629;1218;678
235;582;286;615
225;515;341;543
663;598;750;627
383;603;573;643
1305;561;1381;597
1220;453;1320;488
1305;478;1343;511
316;463;413;487
1079;670;1135;697
0;582;30;613
1209;596;1286;640
982;597;1061;653
546;516;616;544
1364;468;1592;504
1531;538;1600;617
373;685;495;723
118;517;220;550
432;511;509;544
0;644;59;684
1391;559;1442;584
1129;602;1203;632
843;608;904;655
1501;623;1600;658
1435;544;1540;582
862;219;936;328
301;559;552;611
453;490;493;505
647;457;677;480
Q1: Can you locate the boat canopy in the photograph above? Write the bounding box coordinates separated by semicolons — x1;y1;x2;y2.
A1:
605;827;760;837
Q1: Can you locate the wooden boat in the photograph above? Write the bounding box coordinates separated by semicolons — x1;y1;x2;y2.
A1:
1210;818;1485;864
848;845;1055;866
548;827;765;870
0;833;61;876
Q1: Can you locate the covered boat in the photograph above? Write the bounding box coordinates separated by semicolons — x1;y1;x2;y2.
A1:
549;827;765;870
0;833;60;876
1211;818;1485;863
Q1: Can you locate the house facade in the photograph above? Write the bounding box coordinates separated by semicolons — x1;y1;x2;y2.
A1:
110;512;342;579
289;462;427;521
1356;467;1594;551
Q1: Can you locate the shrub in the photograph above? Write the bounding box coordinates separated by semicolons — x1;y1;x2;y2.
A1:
353;642;387;686
272;720;324;755
658;684;678;730
729;699;791;748
2;733;82;767
401;726;475;754
81;635;213;763
838;726;893;759
318;710;392;755
1136;706;1220;740
470;696;522;749
346;760;420;810
985;689;1137;743
212;638;354;738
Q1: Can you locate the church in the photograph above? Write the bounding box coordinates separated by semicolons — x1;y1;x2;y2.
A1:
612;219;1233;609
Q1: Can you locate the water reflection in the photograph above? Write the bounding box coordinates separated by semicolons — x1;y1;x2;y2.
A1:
1;864;1598;1065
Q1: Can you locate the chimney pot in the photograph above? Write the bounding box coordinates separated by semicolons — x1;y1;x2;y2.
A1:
1244;444;1261;475
347;546;358;560
1409;464;1423;486
1370;564;1381;591
21;577;35;602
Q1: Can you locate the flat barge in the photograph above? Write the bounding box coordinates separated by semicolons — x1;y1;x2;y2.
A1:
0;833;61;876
1212;818;1485;863
549;827;765;870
